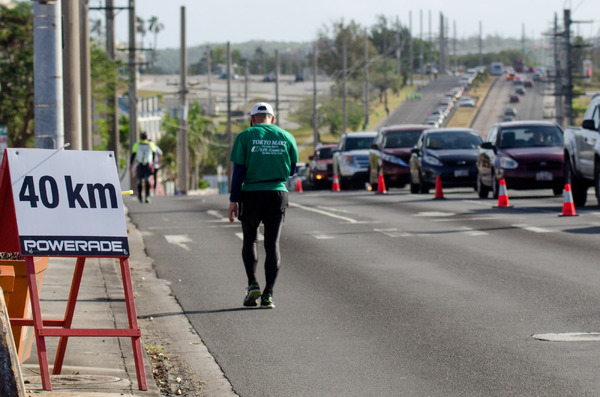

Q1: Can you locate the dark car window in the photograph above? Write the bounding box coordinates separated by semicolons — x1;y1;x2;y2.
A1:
317;147;334;159
345;136;375;151
499;126;563;148
425;132;482;150
384;130;423;148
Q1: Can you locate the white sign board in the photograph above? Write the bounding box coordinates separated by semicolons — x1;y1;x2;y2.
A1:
6;148;129;257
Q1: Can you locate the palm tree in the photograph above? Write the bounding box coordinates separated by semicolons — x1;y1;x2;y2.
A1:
90;18;102;41
148;16;164;72
136;16;146;47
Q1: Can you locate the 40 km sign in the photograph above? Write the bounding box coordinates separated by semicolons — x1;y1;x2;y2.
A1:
0;148;129;257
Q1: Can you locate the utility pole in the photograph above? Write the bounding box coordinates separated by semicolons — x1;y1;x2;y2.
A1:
363;29;369;131
479;21;483;67
275;50;280;124
106;0;119;164
420;10;424;82
554;13;563;127
522;23;526;61
439;13;445;74
428;10;432;81
383;28;388;115
342;35;347;133
313;44;319;149
564;9;573;126
177;6;188;193
226;42;232;188
409;11;413;85
128;0;138;169
244;60;249;115
395;19;401;76
454;20;457;72
63;0;82;150
33;0;63;149
206;45;212;115
80;0;92;150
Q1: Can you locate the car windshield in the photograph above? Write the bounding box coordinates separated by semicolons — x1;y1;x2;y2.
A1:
425;132;482;150
383;130;423;148
498;126;563;148
345;136;374;151
317;147;334;159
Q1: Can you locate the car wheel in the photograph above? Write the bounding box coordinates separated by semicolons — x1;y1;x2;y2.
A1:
419;171;429;194
368;166;378;191
491;171;499;199
595;162;600;207
477;173;490;198
409;172;419;194
565;156;587;207
552;187;563;196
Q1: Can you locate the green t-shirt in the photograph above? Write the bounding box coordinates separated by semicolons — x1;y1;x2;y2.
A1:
230;123;298;192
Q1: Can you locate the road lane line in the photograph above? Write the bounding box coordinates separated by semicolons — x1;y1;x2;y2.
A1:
308;232;335;240
165;234;192;251
459;226;488;236
512;224;554;233
290;202;361;223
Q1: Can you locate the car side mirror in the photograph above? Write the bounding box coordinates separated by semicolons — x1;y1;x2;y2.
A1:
411;147;419;154
308;155;314;160
480;142;494;149
582;119;597;131
370;143;378;150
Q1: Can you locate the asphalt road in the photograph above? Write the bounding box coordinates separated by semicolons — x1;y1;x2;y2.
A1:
128;187;600;396
384;75;461;126
471;75;546;136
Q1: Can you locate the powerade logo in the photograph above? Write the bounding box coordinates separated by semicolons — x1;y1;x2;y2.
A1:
20;236;129;257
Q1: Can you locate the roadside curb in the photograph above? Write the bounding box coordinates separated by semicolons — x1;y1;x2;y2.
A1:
123;205;238;397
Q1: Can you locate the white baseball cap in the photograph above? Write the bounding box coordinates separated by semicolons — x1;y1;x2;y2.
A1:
250;102;274;116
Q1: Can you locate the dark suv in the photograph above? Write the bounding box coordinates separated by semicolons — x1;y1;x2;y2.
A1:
368;124;430;190
307;143;337;189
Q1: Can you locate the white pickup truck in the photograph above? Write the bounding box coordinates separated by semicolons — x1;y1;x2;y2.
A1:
563;93;600;206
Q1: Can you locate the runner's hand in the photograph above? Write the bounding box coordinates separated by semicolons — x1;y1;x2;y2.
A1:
228;202;238;222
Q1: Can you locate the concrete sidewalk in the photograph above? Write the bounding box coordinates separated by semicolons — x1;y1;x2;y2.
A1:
19;204;236;396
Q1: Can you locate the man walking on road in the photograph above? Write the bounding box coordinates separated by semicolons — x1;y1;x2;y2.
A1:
227;102;298;309
130;132;157;203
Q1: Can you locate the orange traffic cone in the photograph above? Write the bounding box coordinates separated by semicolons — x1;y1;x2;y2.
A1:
434;175;444;199
560;184;577;216
495;179;511;207
376;173;387;194
295;177;303;193
332;175;341;192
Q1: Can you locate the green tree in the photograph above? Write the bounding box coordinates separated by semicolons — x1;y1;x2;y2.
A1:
159;101;218;186
0;2;34;148
317;20;368;81
148;16;164;72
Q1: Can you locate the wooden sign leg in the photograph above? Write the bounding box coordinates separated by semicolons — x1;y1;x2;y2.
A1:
25;256;52;390
120;258;147;390
53;257;86;375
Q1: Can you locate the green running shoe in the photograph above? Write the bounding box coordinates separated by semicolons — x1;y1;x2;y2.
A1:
260;293;275;309
243;282;261;307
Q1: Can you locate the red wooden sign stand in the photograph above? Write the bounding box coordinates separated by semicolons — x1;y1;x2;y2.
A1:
9;256;147;391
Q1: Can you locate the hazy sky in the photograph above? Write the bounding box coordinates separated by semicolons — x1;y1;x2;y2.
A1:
95;0;600;49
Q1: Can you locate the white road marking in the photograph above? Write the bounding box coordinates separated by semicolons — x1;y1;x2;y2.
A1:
512;224;554;233
290;202;362;223
235;232;264;241
374;228;411;238
459;226;488;236
435;216;499;222
207;210;229;222
533;332;600;342
308;232;335;240
415;211;456;217
165;234;192;251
